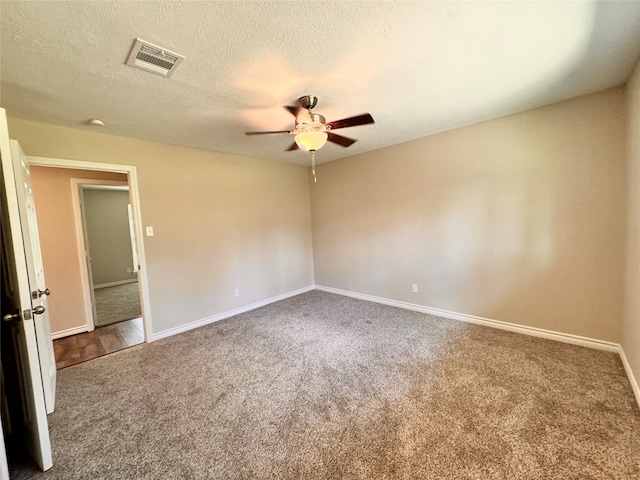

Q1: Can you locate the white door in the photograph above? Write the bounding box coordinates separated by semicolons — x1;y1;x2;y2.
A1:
78;186;99;329
10;140;57;414
0;107;53;471
0;421;8;480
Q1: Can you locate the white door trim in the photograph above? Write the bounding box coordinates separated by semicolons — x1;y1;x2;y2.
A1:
28;156;153;341
70;178;129;333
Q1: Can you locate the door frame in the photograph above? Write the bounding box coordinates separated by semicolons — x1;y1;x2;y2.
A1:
28;156;153;342
70;179;129;333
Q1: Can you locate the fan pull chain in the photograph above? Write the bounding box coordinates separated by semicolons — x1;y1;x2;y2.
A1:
311;150;317;183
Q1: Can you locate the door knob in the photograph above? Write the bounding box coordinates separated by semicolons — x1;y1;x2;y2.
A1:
2;306;45;321
2;311;20;322
31;288;51;299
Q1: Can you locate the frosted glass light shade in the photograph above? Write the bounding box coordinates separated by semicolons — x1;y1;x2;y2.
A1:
295;131;328;151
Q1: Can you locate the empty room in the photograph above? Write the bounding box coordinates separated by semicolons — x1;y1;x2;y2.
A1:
1;1;640;479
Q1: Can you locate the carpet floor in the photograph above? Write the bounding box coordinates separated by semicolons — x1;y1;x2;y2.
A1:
10;291;640;479
94;282;142;327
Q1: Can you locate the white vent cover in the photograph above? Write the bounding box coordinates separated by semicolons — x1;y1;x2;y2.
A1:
126;38;184;78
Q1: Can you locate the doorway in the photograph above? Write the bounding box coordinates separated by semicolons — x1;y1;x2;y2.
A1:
52;182;145;368
27;158;151;369
80;184;141;328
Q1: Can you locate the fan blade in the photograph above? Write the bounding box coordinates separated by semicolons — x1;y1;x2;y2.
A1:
286;142;299;151
284;106;301;117
245;130;290;135
327;113;374;130
327;132;357;148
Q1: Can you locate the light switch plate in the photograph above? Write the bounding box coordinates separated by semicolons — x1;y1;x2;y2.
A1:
146;226;154;236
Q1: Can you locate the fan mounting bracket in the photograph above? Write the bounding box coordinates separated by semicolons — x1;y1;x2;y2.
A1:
298;95;318;110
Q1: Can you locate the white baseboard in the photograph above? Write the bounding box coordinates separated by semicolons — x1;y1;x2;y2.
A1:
315;285;620;352
94;278;138;289
315;285;640;408
148;283;640;409
51;325;90;339
619;347;640;410
151;285;315;342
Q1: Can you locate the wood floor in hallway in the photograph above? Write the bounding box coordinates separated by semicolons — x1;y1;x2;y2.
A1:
53;317;144;369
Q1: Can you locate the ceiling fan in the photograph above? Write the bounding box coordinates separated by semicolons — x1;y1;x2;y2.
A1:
245;95;375;152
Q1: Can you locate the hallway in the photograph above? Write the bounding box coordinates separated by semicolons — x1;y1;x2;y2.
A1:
53;318;143;369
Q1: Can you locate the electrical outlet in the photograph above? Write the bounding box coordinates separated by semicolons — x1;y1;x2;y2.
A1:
411;284;418;293
234;289;239;297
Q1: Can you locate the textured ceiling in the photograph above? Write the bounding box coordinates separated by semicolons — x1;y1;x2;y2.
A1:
1;1;640;166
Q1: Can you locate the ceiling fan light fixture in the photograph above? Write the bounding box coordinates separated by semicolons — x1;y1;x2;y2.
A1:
295;131;328;151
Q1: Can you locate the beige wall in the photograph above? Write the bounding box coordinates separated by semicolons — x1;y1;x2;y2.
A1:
13;120;314;335
30;167;127;334
83;188;136;286
12;88;630;347
624;59;640;392
311;88;627;342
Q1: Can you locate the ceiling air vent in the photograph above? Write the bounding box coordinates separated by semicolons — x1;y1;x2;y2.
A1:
126;38;184;78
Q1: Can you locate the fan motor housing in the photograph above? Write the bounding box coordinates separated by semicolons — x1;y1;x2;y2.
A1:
295;113;329;132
